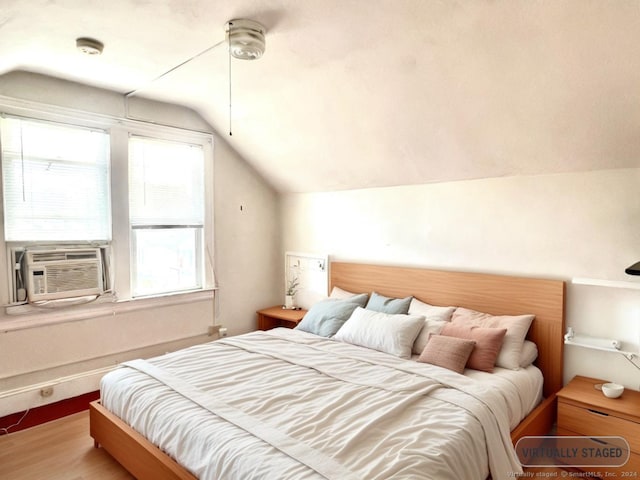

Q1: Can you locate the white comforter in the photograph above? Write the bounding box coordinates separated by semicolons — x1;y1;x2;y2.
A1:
101;328;523;480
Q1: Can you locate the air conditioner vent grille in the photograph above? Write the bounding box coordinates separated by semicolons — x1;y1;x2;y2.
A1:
46;263;100;293
30;252;67;263
30;250;99;263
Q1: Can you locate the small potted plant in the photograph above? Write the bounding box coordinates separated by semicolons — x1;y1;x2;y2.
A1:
284;276;299;309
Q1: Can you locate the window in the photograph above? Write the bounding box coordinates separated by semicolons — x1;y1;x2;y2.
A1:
0;106;213;310
0;116;110;241
128;136;205;297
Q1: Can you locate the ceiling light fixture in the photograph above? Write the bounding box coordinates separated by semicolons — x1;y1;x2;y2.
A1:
122;18;266;136
226;19;266;136
76;37;104;56
225;19;266;60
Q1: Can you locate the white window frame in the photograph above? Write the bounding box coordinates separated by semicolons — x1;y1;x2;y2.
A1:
128;135;206;298
0;97;215;325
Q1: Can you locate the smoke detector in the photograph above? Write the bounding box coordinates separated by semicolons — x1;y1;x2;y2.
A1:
226;19;266;60
76;37;104;56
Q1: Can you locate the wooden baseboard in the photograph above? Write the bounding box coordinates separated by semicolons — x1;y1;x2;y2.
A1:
0;390;100;435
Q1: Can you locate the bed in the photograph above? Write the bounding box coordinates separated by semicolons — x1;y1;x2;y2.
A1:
90;261;566;480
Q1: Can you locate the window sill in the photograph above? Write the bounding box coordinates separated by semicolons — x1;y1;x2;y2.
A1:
0;289;215;333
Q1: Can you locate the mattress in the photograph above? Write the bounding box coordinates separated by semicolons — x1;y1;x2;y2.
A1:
465;364;543;430
407;353;543;430
101;328;525;480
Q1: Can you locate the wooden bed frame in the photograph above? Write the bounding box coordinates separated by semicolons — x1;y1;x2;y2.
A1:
90;261;565;480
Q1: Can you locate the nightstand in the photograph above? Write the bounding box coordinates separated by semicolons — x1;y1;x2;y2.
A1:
557;375;640;475
256;305;307;330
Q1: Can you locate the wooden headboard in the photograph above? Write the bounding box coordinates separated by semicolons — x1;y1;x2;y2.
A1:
330;262;565;398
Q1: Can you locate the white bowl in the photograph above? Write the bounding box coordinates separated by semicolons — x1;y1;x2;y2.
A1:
602;383;624;399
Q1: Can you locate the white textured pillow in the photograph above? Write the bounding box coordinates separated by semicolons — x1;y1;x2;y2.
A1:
451;307;534;370
334;307;425;359
409;298;456;354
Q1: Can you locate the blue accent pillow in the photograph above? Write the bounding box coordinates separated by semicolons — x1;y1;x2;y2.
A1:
337;292;369;308
365;291;412;314
295;297;365;337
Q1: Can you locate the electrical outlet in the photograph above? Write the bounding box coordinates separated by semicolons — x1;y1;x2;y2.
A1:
219;327;228;337
40;386;54;397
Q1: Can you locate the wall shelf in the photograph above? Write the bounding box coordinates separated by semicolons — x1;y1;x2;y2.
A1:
571;277;640;290
564;328;640;371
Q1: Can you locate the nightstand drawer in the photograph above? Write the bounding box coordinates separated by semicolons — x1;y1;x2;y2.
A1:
558;402;640;453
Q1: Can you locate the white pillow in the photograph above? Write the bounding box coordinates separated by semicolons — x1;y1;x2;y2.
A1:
329;286;361;299
408;298;456;354
334;307;425;359
519;340;538;368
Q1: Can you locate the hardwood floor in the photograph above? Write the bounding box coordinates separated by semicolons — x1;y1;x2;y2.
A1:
0;410;133;480
0;410;571;479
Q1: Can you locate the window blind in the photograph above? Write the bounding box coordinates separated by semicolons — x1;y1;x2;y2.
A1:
129;135;204;227
129;135;205;297
0;116;111;241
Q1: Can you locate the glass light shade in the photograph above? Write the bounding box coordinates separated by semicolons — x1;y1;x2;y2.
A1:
226;19;266;60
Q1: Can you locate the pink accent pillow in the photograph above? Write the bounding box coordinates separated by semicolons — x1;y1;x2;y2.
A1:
440;323;507;372
451;307;534;370
418;334;476;374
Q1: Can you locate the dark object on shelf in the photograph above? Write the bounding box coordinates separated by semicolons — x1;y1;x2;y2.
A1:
625;261;640;276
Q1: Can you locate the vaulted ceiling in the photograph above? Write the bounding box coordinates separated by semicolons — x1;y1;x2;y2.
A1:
1;1;639;192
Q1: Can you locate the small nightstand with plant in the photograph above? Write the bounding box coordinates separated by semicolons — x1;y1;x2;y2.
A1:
256;276;307;330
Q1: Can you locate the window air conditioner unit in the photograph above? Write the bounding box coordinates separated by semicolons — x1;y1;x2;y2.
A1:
26;248;104;302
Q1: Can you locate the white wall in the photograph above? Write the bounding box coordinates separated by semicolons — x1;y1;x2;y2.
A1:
281;168;640;389
0;72;281;416
214;136;283;336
